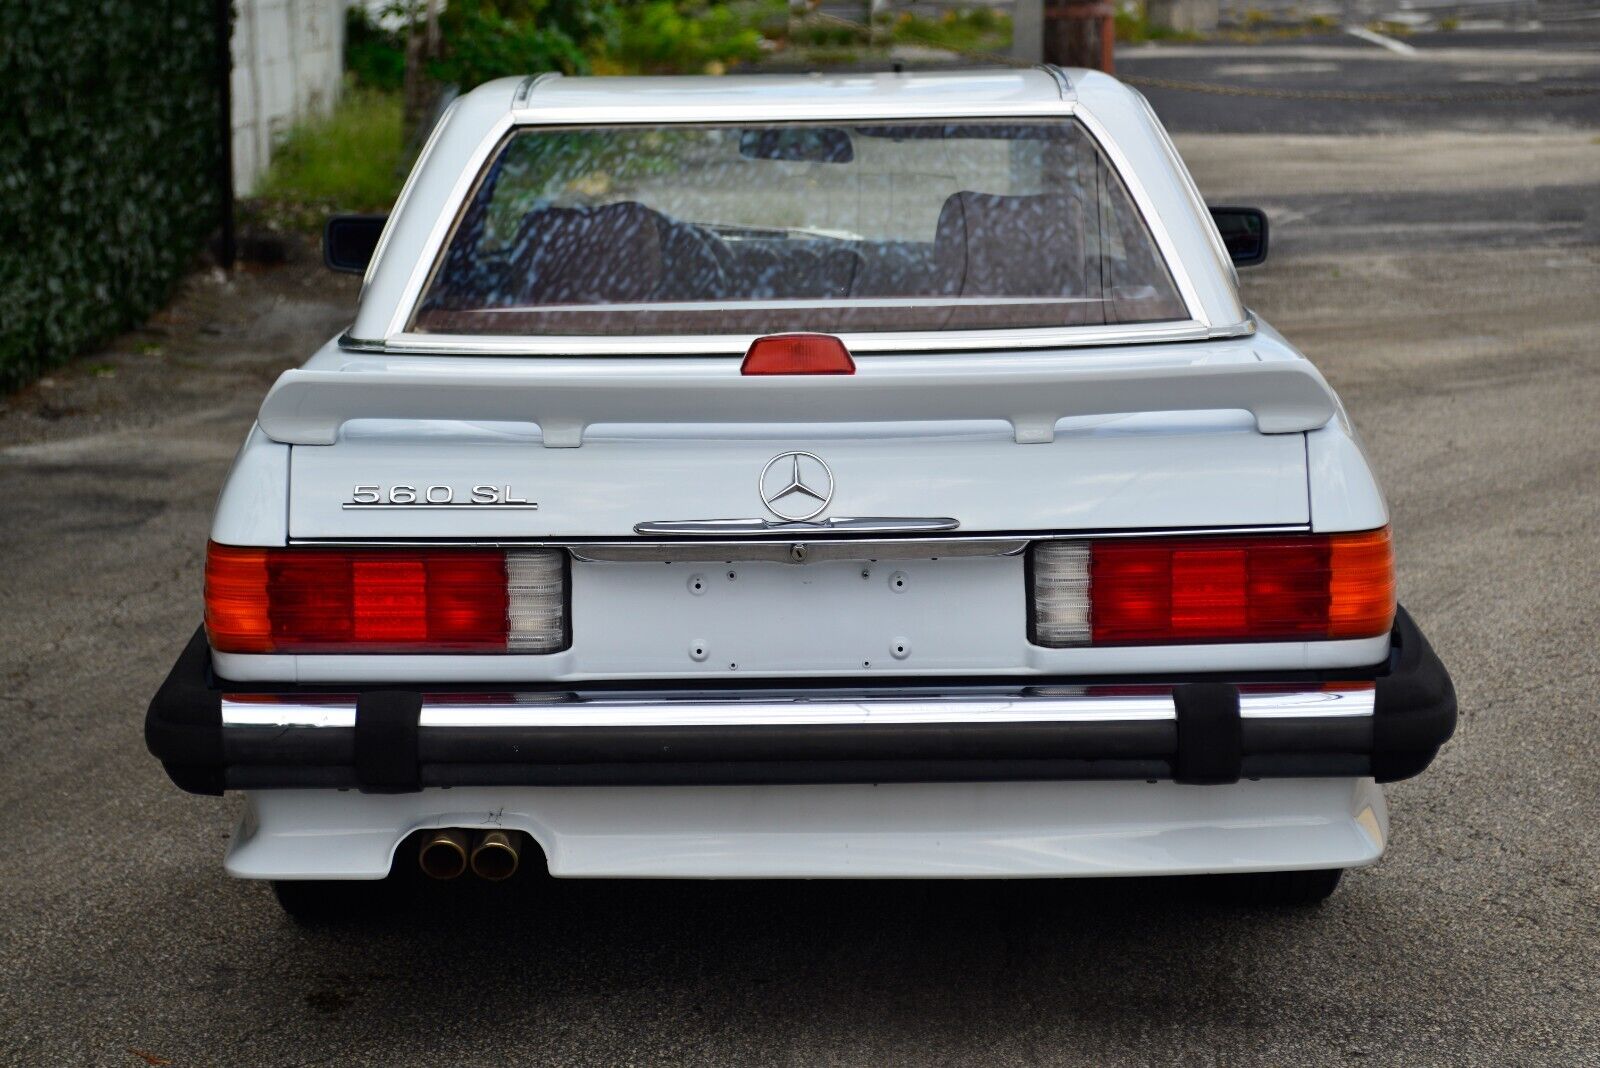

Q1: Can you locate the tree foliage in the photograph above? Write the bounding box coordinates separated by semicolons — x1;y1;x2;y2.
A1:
347;1;772;94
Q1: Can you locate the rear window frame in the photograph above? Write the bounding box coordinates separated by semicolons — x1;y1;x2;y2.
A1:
394;114;1210;355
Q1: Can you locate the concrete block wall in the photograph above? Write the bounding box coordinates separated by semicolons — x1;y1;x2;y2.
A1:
232;0;346;194
1147;0;1220;33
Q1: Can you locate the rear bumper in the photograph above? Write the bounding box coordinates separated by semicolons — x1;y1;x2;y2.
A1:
227;779;1391;880
146;607;1454;796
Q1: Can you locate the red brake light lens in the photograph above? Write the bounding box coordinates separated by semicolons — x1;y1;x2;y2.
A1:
205;544;564;654
741;334;855;375
1031;528;1395;647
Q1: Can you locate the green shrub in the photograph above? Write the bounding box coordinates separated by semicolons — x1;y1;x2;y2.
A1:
0;1;226;392
430;0;604;86
892;9;1012;55
608;2;766;74
253;88;405;225
347;6;406;91
1115;3;1200;44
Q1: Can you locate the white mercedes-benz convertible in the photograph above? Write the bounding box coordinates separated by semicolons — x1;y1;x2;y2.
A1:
148;67;1454;921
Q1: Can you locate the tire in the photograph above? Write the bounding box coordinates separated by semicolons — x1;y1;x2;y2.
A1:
270;879;394;925
1209;868;1344;907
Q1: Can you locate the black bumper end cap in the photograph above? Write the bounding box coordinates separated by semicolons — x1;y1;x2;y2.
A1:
1371;606;1457;783
144;627;223;796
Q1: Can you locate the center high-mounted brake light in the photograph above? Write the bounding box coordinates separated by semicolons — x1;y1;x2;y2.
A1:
204;544;568;654
741;333;856;376
1029;528;1395;647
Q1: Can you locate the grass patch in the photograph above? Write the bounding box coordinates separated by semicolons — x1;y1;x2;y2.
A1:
252;87;404;229
892;9;1011;57
1116;5;1201;44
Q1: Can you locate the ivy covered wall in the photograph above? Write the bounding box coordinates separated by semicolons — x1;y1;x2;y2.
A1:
0;2;229;391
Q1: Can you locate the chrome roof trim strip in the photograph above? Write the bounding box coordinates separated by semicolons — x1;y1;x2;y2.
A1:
1035;64;1075;101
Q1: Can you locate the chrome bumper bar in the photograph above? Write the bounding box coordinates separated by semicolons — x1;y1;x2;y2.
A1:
148;609;1454;794
220;685;1375;730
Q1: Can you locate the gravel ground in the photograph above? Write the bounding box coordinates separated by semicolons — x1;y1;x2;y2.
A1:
2;60;1598;1068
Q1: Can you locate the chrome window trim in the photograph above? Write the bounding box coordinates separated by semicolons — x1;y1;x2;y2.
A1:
220;685;1375;731
376;106;1229;354
1070;103;1211;331
1130;87;1241;297
339;318;1254;356
383;109;519;339
349;319;1253;357
362;97;461;296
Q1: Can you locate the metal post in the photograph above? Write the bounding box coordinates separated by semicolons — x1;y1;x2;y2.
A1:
1013;0;1045;62
1043;2;1116;74
214;0;236;271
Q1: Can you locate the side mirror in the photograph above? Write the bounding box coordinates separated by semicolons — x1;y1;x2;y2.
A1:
1210;206;1269;267
323;214;388;273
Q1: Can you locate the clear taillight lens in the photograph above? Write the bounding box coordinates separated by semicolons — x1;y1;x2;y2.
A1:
1029;528;1395;647
506;550;567;653
205;543;568;655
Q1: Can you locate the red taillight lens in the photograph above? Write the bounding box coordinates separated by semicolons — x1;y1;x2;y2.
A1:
741;333;855;375
204;543;563;654
1031;528;1395;647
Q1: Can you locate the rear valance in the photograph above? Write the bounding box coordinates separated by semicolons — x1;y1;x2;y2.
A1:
256;351;1337;448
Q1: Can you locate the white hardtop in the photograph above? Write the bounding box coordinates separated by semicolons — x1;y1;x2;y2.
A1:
349;68;1247;349
509;67;1074;118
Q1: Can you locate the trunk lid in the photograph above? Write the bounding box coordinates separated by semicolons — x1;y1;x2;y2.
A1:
287;414;1308;540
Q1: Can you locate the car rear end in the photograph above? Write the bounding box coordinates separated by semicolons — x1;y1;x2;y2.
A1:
146;70;1453;913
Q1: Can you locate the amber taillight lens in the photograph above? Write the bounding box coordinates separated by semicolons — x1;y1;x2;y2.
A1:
1030;528;1395;647
204;543;566;654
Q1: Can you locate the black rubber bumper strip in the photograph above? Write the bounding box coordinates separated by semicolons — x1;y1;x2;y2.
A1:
146;606;1455;794
1172;682;1243;785
354;691;423;793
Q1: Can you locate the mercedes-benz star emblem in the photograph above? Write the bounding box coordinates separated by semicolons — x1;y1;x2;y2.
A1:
759;451;834;522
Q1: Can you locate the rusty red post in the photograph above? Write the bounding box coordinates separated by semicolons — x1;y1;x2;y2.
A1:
1043;1;1117;74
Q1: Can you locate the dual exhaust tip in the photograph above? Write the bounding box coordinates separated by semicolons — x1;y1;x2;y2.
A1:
418;828;522;881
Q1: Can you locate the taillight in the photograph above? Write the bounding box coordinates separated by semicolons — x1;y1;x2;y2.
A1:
1029;528;1394;647
741;333;855;375
205;543;568;654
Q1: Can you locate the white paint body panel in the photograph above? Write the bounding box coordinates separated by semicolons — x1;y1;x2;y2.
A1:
257;344;1337;447
286;410;1310;539
196;72;1406;885
227;778;1388;880
211;426;289;547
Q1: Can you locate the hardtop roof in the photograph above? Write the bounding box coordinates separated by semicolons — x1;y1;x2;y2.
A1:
506;68;1076;119
346;67;1249;346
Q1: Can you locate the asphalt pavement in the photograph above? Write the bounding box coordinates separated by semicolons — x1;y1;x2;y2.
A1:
1121;26;1600;133
1;30;1597;1067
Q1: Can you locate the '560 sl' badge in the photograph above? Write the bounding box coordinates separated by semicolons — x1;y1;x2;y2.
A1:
343;484;539;510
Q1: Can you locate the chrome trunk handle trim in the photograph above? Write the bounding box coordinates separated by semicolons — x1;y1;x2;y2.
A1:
631;517;960;537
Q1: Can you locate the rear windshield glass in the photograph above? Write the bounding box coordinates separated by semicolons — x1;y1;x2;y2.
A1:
413;120;1187;336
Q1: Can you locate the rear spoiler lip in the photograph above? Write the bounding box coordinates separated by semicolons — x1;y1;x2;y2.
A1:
256;355;1338;448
